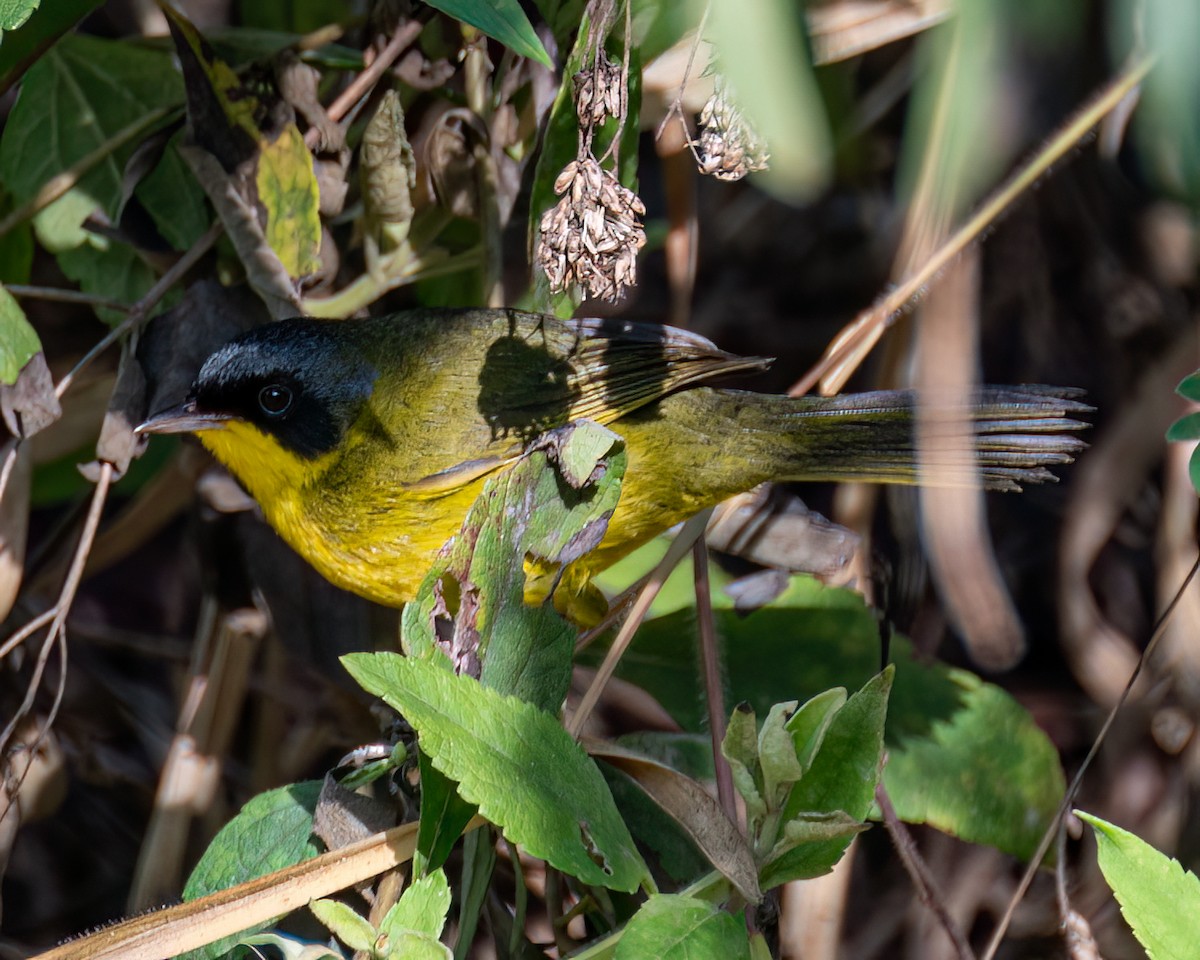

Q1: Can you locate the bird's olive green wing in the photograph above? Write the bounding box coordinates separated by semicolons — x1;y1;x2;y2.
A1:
360;309;771;494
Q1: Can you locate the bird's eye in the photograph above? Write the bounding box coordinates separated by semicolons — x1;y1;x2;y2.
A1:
258;384;294;418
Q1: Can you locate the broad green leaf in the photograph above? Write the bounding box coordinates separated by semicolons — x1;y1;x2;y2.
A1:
0;0;101;91
1166;411;1200;441
426;0;552;68
764;812;868;864
0;286;40;384
1177;371;1200;402
584;578;1065;862
180;781;322;960
614;895;751;960
257;125;321;279
0;0;39;33
236;0;348;33
310;899;377;953
1077;811;1200;960
761;669;890;890
136;134;212;251
56;239;154;325
416;750;478;876
884;667;1065;864
0;199;32;283
381;869;452;941
385;931;452;960
342;653;648;893
0;34;182;250
402;421;625;713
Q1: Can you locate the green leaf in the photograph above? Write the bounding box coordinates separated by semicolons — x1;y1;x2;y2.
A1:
136;134;212;251
416;750;478;876
402;421;625;713
758;700;803;807
426;0;552;68
0;34;182;250
721;704;765;824
0;286;40;384
1177;371;1200;402
785;687;846;774
761;669;890;890
614;895;751;960
584;578;1066;862
384;931;453;960
180;781;321;960
883;667;1066;864
310;898;378;953
1191;447;1200;499
0;0;102;91
0;0;39;32
1077;811;1200;960
0;197;32;283
381;868;452;941
1167;410;1200;441
56;238;155;325
235;0;348;33
342;653;649;893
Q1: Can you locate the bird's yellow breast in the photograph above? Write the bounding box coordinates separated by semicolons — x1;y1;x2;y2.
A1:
199;421;489;605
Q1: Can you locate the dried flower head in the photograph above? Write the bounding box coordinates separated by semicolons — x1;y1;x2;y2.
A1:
694;76;770;181
573;50;625;127
537;155;646;302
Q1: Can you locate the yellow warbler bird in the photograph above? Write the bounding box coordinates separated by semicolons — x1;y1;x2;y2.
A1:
138;308;1087;609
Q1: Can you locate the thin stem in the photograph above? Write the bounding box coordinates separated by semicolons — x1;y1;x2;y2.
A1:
0;462;113;824
693;536;737;826
317;19;424;137
7;285;132;313
568;510;712;737
876;782;975;960
55;219;223;400
462;26;502;307
980;550;1200;960
789;53;1155;398
0;108;174;239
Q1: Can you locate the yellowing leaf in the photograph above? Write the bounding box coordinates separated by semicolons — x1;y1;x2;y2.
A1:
256;125;321;280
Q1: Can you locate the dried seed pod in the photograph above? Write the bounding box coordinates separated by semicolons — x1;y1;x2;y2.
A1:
694;76;770;182
573;50;625;126
361;89;416;229
536;154;646;302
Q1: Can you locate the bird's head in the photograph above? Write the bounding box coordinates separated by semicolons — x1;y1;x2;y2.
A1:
138;319;377;498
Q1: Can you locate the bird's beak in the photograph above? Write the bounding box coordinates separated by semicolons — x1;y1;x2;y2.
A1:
136;400;230;436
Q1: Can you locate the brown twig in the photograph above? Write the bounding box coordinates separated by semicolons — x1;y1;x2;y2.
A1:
0;108;175;239
693;536;737;826
568;510;712;737
980;551;1200;960
316;19;424;139
54;219;223;401
0;462;114;824
789;53;1155;398
6;285;132;313
876;782;976;960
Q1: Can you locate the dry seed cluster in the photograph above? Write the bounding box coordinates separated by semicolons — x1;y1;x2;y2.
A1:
537;156;646;302
572;51;625;126
694;77;770;181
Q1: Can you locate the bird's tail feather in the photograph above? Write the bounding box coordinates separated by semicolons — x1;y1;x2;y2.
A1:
770;386;1091;490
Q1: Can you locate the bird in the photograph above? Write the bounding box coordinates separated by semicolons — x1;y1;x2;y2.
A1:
137;307;1089;613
